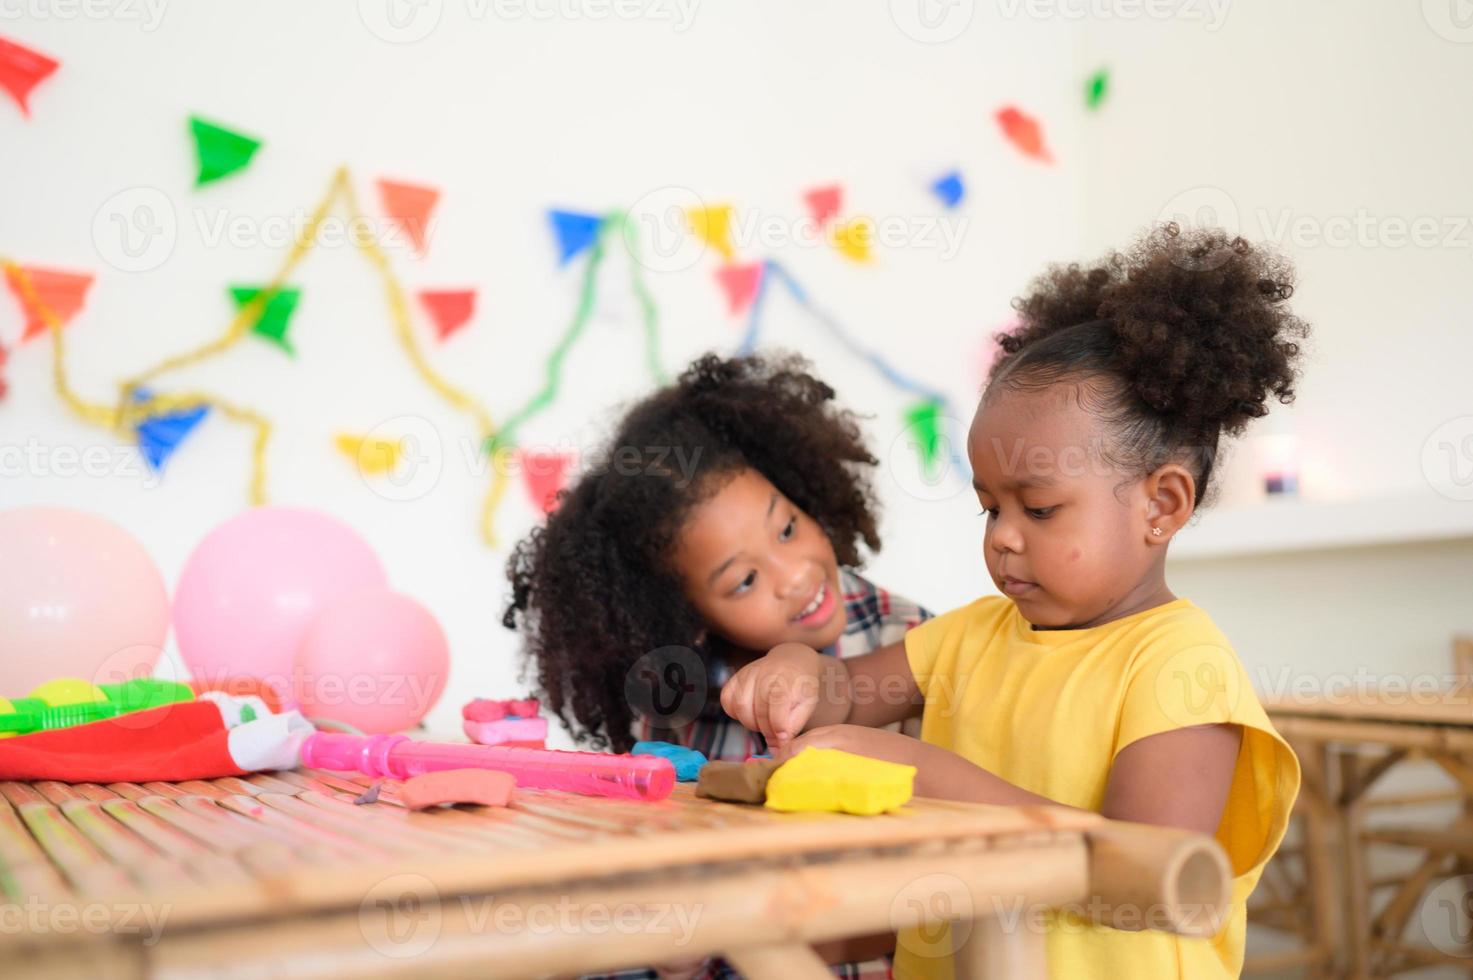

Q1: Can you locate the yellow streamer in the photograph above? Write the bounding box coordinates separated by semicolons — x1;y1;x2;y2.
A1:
8;166;505;541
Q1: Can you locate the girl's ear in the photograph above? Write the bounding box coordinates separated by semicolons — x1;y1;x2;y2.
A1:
1143;463;1196;545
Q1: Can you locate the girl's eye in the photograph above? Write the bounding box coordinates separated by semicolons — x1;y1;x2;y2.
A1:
778;517;796;541
1026;506;1057;520
732;571;757;595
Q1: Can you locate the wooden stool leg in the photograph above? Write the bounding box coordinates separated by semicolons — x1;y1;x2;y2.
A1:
725;942;834;980
953;915;1047;980
1289;735;1344;979
1340;761;1375;978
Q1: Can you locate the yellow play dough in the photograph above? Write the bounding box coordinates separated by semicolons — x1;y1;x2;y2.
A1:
28;678;106;707
764;747;915;816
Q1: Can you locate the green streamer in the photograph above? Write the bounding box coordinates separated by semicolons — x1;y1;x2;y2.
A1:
487;212;668;456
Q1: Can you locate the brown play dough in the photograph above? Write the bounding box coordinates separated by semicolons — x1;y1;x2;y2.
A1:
695;758;782;804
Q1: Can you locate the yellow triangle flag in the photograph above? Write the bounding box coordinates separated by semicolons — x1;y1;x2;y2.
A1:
685;204;735;261
334;433;401;476
831;218;874;263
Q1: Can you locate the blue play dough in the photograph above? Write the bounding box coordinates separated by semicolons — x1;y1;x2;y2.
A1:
631;741;708;781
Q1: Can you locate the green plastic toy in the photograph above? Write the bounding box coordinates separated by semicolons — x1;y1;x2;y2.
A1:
0;678;195;736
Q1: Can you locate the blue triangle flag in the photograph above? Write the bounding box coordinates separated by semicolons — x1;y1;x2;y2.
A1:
547;209;603;265
132;388;209;472
930;170;965;210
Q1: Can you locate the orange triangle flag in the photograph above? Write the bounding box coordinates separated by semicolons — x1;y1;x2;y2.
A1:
376;178;440;254
4;265;94;341
803;185;843;227
0;35;58;117
714;263;764;316
995;106;1053;164
417;289;476;341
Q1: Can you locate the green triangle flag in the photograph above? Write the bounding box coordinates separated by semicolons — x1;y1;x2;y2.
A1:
230;285;300;355
904;398;943;474
191;116;262;187
1085;68;1109;111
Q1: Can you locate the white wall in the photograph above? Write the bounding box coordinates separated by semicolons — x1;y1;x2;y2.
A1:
3;2;1092;735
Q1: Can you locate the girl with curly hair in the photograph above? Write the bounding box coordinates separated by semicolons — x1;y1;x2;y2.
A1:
504;352;928;979
504;352;930;762
722;225;1308;980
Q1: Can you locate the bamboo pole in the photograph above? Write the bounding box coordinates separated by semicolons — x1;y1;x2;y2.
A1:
143;839;1092;979
1084;822;1231;938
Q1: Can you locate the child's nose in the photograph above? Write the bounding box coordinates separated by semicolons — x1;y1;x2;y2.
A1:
989;514;1025;555
775;561;812;598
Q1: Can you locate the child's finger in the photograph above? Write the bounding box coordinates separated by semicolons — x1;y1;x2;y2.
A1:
720;670;755;729
754;674;785;742
781;696;813;740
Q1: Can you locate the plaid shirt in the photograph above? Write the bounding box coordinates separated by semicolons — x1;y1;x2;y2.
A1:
597;569;932;980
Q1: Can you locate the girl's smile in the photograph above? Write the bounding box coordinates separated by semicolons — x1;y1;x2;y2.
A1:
674;467;848;654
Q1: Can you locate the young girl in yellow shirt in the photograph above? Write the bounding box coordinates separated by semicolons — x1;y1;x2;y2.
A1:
721;224;1306;980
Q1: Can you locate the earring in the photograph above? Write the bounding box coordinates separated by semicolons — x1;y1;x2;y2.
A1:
1151;527;1163;537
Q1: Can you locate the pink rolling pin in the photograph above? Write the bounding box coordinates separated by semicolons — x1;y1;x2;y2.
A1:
299;732;675;802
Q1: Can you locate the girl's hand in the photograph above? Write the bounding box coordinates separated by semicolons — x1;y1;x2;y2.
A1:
774;724;921;768
720;642;841;750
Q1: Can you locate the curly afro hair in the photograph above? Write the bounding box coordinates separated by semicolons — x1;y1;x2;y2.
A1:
989;223;1310;507
503;352;881;752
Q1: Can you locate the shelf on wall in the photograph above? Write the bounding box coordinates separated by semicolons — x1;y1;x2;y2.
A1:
1167;492;1473;562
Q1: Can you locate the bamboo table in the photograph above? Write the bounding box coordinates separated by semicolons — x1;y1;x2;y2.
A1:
0;767;1230;979
1255;693;1473;978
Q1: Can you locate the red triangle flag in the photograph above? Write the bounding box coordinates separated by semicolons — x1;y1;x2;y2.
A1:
0;36;58;117
417;289;476;341
803;185;843;227
4;265;94;341
519;450;573;515
376;178;440;254
995;106;1053;164
714;262;764;316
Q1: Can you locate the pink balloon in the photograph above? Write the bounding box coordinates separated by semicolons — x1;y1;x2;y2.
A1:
294;588;449;734
173;507;387;687
0;508;168;694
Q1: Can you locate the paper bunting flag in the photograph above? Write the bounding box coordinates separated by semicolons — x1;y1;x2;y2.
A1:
230;285;301;355
417;289;476;341
519;449;573;514
714;262;764;316
904;399;944;473
547;209;603;266
190;117;262;187
685;204;735;261
0;35;58;117
930;171;965;209
4;265;94;342
334;433;401;476
830;218;874;263
132;389;209;472
1085;68;1109;110
803;185;843;227
995;106;1052;164
377;179;439;254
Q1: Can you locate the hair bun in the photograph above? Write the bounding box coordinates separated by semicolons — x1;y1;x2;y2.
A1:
1096;224;1308;439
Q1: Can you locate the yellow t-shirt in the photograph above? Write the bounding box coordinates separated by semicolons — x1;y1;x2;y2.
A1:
894;596;1299;980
